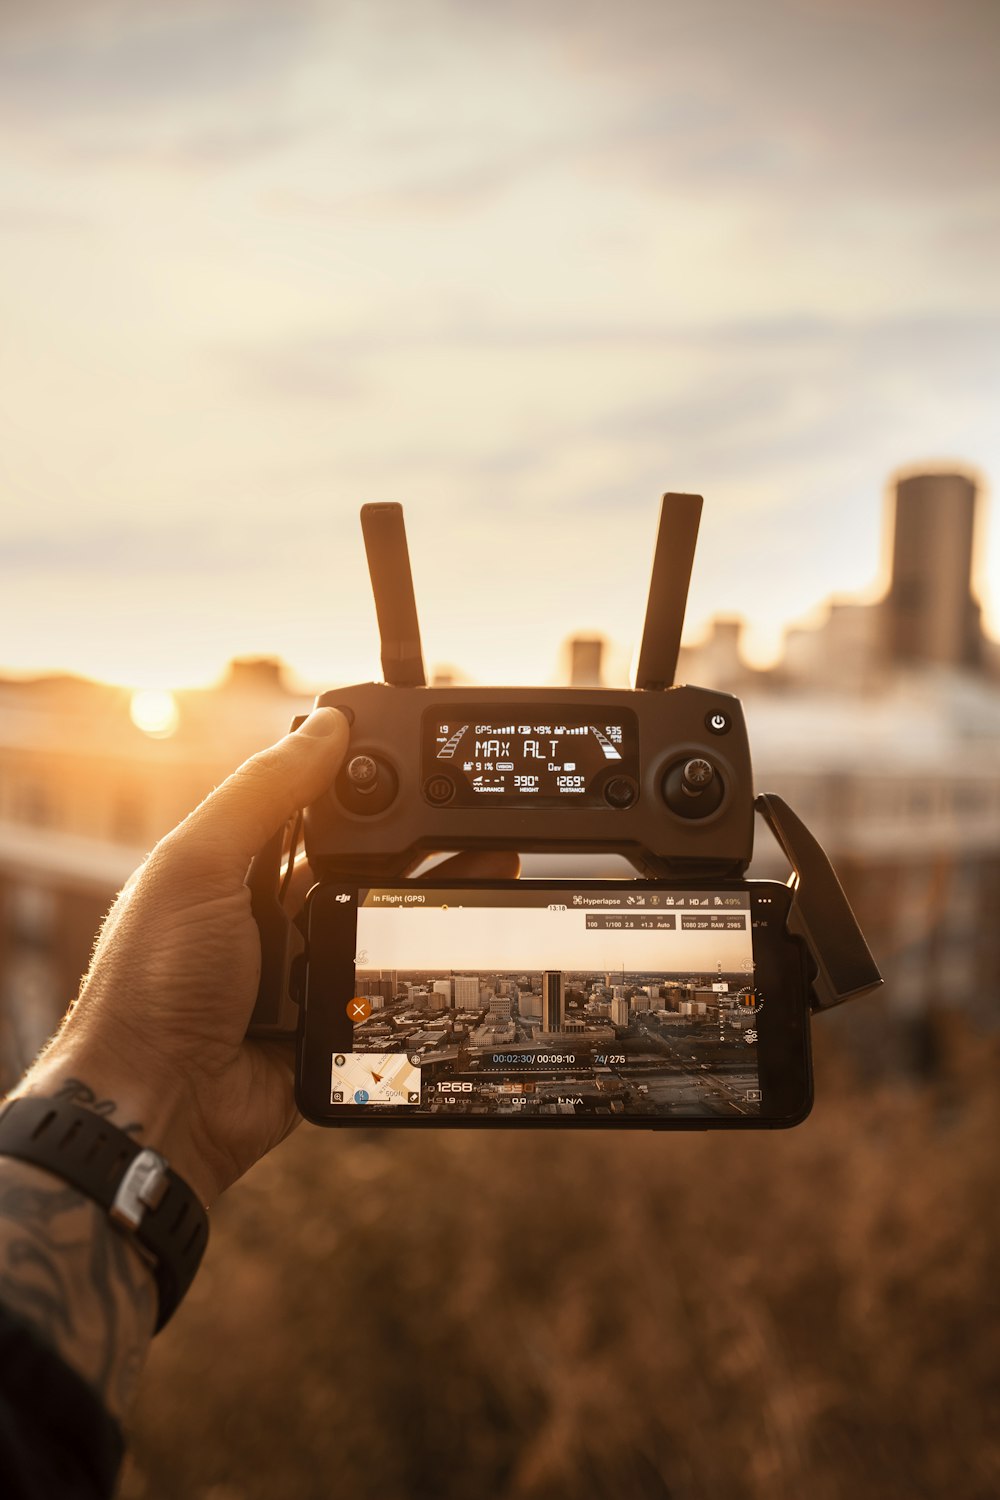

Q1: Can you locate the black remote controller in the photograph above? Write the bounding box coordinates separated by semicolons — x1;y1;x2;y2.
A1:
248;495;882;1039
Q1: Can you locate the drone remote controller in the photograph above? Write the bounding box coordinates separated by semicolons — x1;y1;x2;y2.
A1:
248;495;882;1042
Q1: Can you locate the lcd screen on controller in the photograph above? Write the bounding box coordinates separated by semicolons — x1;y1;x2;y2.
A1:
421;705;639;806
335;886;762;1118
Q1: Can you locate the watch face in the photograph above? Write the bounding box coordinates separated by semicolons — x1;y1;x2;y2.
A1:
421;705;639;807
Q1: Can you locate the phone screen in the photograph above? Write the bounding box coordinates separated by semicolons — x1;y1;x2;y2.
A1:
300;881;812;1126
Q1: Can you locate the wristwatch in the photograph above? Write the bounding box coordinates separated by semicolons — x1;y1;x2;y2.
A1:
0;1096;209;1331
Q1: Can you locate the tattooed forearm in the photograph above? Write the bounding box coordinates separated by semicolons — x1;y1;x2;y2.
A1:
51;1076;143;1136
0;1161;156;1424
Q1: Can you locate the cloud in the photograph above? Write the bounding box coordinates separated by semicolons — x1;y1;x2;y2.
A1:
2;0;997;262
0;520;289;578
0;0;321;166
229;341;371;403
0;0;995;695
0;204;93;232
475;0;1000;192
212;304;998;580
227;307;1000;369
278;156;534;220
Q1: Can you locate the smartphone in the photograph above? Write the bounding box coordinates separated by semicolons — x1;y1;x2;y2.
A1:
296;879;813;1129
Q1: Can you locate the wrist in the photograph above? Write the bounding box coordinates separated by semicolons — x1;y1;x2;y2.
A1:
0;1096;209;1337
11;1040;214;1208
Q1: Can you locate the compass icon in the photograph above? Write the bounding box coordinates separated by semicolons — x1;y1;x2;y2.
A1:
737;986;763;1015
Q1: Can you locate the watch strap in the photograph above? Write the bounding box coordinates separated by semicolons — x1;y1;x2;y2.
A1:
0;1096;208;1332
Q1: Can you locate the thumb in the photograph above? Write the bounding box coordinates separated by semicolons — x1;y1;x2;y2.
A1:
176;707;349;877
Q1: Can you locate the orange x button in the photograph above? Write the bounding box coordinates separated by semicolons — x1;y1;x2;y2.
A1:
347;997;372;1022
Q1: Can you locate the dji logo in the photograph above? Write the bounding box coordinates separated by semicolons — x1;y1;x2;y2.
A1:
335;893;350;904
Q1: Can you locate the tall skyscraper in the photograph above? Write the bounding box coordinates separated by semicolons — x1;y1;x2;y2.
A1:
883;472;982;668
542;971;564;1032
453;976;480;1011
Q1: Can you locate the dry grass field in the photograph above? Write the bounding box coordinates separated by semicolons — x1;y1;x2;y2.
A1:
121;1020;1000;1500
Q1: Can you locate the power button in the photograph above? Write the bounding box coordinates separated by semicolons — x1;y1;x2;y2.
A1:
705;710;731;735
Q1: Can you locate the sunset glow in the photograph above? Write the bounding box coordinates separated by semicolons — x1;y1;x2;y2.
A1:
0;1;997;691
129;688;180;738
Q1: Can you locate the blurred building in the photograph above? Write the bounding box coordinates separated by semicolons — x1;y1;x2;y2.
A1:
0;659;310;1088
566;468;1000;1050
781;602;883;691
779;469;988;689
746;674;1000;1034
753;471;999;1040
1;468;998;1092
677;616;764;696
884;472;982;670
567;636;605;687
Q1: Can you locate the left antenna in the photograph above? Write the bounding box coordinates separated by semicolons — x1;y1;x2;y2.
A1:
634;492;703;691
360;502;427;687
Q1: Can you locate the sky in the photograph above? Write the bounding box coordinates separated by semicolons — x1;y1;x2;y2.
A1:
1;0;998;691
356;900;753;974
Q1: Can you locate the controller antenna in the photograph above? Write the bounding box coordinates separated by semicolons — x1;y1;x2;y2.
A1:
360;502;427;688
634;492;703;691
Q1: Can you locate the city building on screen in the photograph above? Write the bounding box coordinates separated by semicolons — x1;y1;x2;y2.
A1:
542;971;564;1033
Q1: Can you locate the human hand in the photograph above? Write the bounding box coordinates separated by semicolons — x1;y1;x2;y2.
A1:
12;707;519;1207
11;708;353;1205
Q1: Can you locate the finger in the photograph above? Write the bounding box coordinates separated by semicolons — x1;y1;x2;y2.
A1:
175;707;349;877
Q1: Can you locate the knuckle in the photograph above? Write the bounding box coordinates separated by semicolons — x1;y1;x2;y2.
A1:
152;821;230;887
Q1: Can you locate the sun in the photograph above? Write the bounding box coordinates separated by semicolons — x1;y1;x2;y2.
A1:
129;688;180;738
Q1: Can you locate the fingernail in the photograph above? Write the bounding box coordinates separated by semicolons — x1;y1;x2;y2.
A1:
297;707;344;738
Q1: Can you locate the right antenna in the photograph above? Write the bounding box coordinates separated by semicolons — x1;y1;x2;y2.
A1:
360;502;427;688
634;492;703;691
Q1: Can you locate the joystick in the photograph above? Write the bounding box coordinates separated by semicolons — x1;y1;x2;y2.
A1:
336;752;398;814
346;755;379;790
662;756;724;818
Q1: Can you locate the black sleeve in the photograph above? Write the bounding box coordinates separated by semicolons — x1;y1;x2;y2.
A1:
0;1305;124;1500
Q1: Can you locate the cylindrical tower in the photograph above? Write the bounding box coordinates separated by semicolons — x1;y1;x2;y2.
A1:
884;472;982;668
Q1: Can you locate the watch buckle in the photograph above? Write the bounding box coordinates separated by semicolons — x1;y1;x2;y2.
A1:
110;1148;170;1232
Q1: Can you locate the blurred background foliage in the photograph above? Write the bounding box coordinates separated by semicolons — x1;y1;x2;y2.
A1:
122;1024;999;1500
